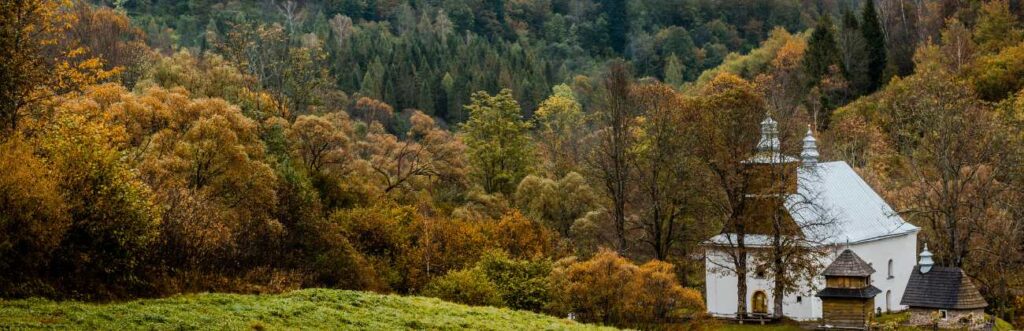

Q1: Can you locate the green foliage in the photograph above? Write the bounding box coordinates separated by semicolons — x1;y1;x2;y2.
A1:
0;289;611;330
331;204;418;292
515;172;599;237
860;0;886;92
970;43;1024;101
423;250;552;312
534;85;585;176
663;53;685;87
804;15;842;86
462;89;536;195
973;0;1023;54
422;268;504;307
476;251;553;312
689;28;806;91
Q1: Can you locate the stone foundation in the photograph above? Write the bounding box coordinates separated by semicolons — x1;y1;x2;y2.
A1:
906;308;989;330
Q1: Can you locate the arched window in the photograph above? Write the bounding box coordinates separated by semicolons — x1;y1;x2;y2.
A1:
888;259;894;278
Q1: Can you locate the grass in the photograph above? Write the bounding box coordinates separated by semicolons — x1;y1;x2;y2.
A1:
711;324;803;331
0;288;615;330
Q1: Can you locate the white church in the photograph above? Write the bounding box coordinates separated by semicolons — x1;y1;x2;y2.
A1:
704;116;919;321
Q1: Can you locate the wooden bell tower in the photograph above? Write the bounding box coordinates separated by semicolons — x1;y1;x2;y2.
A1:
816;249;881;330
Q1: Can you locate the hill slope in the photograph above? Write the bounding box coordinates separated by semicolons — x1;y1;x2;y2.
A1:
0;289;613;330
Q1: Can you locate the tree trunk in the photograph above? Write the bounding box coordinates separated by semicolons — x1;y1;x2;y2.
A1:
773;253;785;319
736;244;748;319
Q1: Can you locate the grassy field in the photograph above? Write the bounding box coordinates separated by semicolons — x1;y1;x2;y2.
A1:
3;291;1015;331
0;289;613;330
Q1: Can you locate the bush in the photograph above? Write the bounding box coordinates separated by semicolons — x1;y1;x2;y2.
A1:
0;136;69;297
332;204;417;292
488;211;557;260
422;250;552;312
477;251;552;312
970;44;1024;101
548;249;704;327
422;268;504;307
41;103;161;299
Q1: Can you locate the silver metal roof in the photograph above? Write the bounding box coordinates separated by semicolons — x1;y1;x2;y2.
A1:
708;161;918;246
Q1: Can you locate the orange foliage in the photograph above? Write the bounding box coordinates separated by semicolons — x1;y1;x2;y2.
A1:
548;249;705;327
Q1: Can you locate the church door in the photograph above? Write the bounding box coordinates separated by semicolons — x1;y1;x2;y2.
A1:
752;291;768;314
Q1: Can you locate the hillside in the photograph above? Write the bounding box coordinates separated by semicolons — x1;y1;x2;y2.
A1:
0;289;613;330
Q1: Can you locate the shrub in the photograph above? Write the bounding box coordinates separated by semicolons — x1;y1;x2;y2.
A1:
422;268;504;307
488;211;557;260
332;204;417;292
41;103;161;299
548;249;704;327
0;136;69;297
477;251;552;312
970;44;1024;101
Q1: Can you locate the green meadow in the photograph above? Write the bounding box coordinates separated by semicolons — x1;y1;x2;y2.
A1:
0;289;613;330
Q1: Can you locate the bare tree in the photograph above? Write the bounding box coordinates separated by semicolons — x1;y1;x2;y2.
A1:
585;61;637;253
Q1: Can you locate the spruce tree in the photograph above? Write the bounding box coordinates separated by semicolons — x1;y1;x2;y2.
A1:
602;0;628;54
861;0;887;92
803;15;842;86
840;9;871;95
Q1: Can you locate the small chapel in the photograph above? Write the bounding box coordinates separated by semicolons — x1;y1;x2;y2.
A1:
704;116;919;321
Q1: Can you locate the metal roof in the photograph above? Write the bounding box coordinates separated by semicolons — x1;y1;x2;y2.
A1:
708;161;918;246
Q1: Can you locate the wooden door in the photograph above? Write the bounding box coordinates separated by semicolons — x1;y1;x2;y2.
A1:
752;291;768;314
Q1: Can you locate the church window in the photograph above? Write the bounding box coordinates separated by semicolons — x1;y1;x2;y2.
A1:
888;259;894;279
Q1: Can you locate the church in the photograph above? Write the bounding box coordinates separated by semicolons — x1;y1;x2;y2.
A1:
704;116;919;321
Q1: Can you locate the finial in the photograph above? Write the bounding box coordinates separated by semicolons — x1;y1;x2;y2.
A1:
801;124;819;167
919;242;934;274
756;114;780;153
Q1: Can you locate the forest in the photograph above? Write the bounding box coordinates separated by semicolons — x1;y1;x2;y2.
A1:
2;0;1024;329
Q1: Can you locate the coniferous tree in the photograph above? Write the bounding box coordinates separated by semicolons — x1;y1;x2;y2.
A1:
602;0;628;54
861;0;886;92
803;15;842;86
839;9;870;95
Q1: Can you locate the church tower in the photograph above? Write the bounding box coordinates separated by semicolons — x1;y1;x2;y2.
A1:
737;115;800;235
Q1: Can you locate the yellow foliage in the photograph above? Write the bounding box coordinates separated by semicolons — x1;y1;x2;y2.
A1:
548;249;705;327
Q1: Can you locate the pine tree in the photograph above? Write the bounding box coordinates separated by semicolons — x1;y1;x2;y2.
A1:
861;0;887;92
360;57;386;100
803;15;842;86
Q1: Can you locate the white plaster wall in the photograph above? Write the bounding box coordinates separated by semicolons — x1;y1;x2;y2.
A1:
704;230;918;321
848;231;918;313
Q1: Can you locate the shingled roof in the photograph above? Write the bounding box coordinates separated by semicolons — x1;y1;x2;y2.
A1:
901;266;988;310
817;286;882;299
822;249;876;277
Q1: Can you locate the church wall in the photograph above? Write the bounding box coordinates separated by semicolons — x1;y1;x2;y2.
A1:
705;249;821;320
847;231;918;313
704;230;917;321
